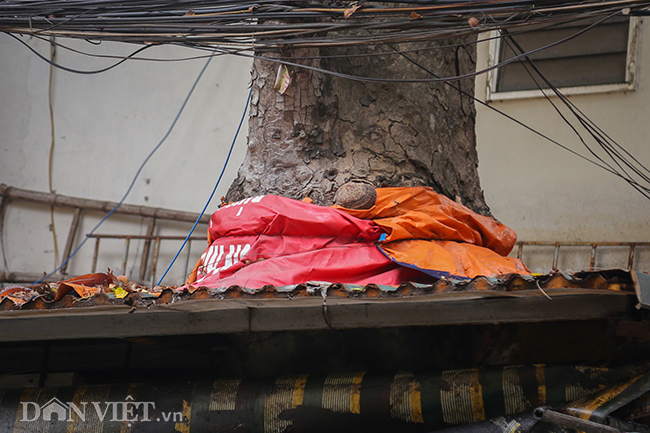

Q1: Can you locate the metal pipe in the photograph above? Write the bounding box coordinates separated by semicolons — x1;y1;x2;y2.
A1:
87;234;204;241
629;243;636;270
183;240;193;281
0;184;209;224
534;408;621;433
139;217;156;282
517;241;650;247
590;244;597;270
91;238;100;273
0;364;646;433
151;238;162;287
60;207;82;276
122;238;131;276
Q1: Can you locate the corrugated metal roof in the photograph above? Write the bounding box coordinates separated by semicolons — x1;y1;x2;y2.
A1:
0;269;637;310
0;269;643;342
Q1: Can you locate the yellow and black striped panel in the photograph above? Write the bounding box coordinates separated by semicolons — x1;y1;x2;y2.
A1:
440;368;484;424
565;366;610;402
503;365;529;414
564;373;650;422
389;371;423;423
263;375;307;433
209;379;242;411
321;372;365;414
0;363;646;433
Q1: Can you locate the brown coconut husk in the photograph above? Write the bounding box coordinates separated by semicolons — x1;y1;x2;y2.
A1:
334;180;377;209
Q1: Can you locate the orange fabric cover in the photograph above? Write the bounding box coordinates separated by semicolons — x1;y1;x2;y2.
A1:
334;187;529;278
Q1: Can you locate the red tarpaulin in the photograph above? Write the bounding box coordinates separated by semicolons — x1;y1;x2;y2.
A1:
187;188;528;289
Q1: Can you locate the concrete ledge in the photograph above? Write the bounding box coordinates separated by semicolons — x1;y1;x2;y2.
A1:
0;290;632;341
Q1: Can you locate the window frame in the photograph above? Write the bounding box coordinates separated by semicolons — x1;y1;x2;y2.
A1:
485;17;640;101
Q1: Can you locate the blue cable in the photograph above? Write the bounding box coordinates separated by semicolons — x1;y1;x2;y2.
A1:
33;52;217;285
157;86;252;286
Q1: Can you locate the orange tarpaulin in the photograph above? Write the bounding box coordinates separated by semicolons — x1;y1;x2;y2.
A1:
334;187;529;279
186;188;529;289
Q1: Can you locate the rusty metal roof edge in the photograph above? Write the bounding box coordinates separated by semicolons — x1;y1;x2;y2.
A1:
0;291;634;342
0;269;635;343
0;286;631;314
0;268;640;313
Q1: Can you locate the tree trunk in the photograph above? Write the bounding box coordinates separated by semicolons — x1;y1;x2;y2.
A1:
226;36;491;216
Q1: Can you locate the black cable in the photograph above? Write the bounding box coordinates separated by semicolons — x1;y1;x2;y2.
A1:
383;20;650;194
1;0;643;49
5;32;152;74
31;41;218;285
511;35;650;185
6;3;648;195
500;29;650;196
10;10;620;84
499;30;626;177
279;17;610;61
179;11;621;85
501;27;650;199
27;32;225;62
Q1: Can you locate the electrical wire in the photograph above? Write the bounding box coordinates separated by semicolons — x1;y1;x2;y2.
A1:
188;12;619;85
26;29;509;64
500;28;650;199
384;21;649;192
4;11;625;86
5;32;153;75
2;0;647;51
26;26;517;67
27;32;225;63
10;2;646;284
156;14;645;286
156;85;252;286
31;46;217;285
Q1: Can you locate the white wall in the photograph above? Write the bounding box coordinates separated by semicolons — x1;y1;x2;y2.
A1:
475;19;650;272
0;34;252;284
2;22;650;282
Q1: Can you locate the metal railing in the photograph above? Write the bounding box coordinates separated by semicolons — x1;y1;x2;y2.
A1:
87;234;205;286
515;241;650;271
0;184;209;285
3;184;649;284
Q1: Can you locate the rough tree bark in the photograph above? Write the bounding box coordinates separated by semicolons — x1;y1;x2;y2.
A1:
226;35;491;216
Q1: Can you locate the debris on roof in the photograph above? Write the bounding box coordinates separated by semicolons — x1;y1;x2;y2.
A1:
0;268;641;312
